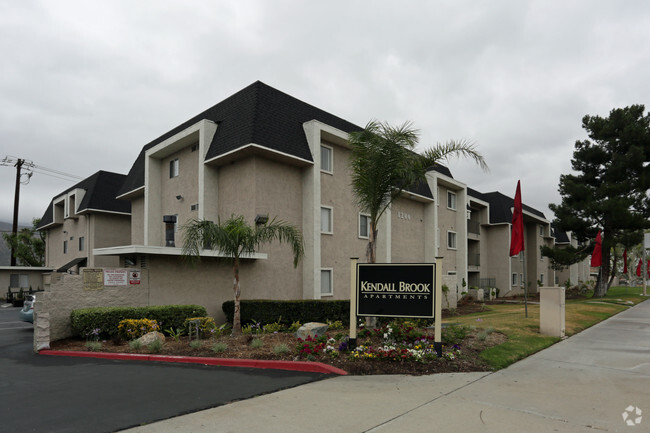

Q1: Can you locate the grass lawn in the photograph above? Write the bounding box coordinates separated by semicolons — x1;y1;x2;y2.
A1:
444;286;648;370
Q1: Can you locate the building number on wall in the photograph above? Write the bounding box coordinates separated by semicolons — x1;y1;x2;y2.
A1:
397;211;411;221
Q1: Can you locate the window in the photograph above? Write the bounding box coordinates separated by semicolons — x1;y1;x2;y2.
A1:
520;273;524;286
191;203;199;212
359;213;370;239
191;144;198;152
63;240;68;254
320;145;333;173
10;274;28;288
321;206;333;234
512;273;518;286
447;231;457;249
540;274;544;285
79;236;85;251
447;191;457;210
321;269;333;296
519;251;524;262
539;225;544;236
169;158;179;178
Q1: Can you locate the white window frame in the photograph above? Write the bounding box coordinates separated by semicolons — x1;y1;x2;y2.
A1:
321;206;333;234
321;268;333;296
320;144;333;174
63;240;68;254
170;158;179;178
539;224;544;236
358;213;370;239
520;273;524;287
447;191;457;210
512;273;518;286
540;273;544;285
447;230;457;250
79;236;85;252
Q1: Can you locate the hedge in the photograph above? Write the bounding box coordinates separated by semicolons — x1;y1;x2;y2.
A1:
70;304;207;338
222;299;349;326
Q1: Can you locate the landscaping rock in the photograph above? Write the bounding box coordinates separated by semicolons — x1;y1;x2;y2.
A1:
136;331;165;345
295;322;329;340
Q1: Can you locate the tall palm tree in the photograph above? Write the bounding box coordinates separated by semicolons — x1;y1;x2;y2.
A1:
349;120;488;263
182;215;304;335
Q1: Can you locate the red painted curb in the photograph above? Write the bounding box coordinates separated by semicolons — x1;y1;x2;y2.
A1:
39;350;348;375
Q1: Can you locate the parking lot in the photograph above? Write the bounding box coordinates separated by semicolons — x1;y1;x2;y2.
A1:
0;306;330;433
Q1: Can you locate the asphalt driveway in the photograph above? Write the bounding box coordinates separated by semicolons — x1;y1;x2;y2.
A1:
0;306;330;433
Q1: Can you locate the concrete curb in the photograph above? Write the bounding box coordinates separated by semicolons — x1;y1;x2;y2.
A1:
39;350;348;375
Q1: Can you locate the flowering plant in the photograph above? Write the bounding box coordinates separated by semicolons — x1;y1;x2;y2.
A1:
117;318;160;340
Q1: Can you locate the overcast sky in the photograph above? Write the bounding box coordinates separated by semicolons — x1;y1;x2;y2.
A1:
1;0;649;227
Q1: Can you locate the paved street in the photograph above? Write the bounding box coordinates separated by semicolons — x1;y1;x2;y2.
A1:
0;307;330;433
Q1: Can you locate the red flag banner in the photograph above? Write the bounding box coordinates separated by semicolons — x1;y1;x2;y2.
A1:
623;249;628;274
590;231;602;267
509;180;524;256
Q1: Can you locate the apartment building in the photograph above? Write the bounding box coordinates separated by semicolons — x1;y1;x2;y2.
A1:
36;171;131;272
467;188;555;296
35;81;584;321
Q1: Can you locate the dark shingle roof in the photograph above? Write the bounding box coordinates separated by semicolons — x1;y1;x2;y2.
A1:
37;171;130;230
117;81;363;196
553;223;570;243
471;190;546;224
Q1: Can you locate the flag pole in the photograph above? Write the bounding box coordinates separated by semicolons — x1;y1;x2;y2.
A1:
523;249;528;318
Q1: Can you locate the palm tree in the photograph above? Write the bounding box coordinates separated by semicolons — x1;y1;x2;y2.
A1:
349;120;488;263
182;215;304;335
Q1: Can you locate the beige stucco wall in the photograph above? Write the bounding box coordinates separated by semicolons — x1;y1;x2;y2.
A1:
217;157;256;219
89;214;131;267
160;144;200;247
147;255;303;324
130;196;145;245
438;186;459;275
35;269;150;342
320;144;370;299
484;225;512;294
44;214;89;269
390;196;425;263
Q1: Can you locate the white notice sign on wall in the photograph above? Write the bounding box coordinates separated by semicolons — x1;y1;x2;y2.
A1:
104;269;128;286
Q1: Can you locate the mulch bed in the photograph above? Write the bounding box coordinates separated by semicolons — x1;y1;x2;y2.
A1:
50;300;507;376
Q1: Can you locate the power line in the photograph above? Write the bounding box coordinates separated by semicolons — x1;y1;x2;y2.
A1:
1;155;84;182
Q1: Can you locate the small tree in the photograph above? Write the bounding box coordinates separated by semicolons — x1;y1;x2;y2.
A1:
2;218;45;266
182;215;304;335
349;120;488;263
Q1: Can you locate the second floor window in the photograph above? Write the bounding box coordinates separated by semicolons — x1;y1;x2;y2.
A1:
447;231;457;249
359;213;370;238
170;159;179;178
447;191;457;210
321;206;333;234
63;240;68;254
320;145;333;173
79;236;85;251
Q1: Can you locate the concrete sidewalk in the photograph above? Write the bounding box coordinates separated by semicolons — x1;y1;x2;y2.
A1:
123;300;650;433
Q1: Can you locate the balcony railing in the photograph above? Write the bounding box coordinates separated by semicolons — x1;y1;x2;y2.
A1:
468;253;480;267
468;220;480;235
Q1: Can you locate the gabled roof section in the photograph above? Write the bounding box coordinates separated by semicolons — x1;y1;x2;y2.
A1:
117;81;363;196
37;171;130;230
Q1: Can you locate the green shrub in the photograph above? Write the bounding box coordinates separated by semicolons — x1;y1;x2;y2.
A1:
222;300;349;326
189;340;203;349
273;344;290;354
442;324;470;345
70;305;207;338
250;338;263;348
212;342;228;353
148;339;163;353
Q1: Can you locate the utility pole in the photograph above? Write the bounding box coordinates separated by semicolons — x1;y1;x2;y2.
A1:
10;158;24;266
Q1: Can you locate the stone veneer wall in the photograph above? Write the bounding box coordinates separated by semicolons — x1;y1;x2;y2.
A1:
34;269;150;352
